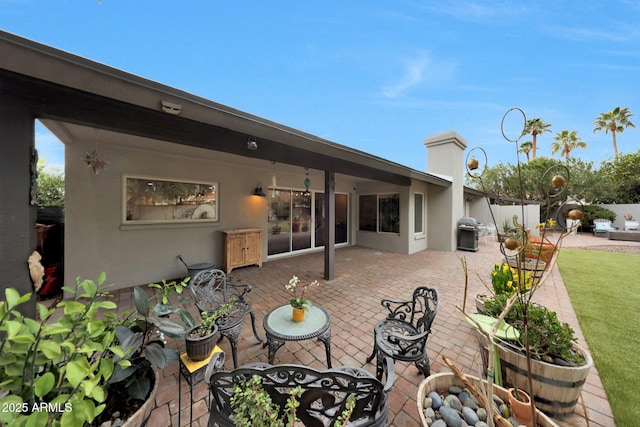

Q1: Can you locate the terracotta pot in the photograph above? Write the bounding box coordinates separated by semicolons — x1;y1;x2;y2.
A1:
292;307;305;322
508;387;534;426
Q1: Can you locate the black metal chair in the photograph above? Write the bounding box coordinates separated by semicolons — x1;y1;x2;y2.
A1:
190;269;263;368
365;286;439;380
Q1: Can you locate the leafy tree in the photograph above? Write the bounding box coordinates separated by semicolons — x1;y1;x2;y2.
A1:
518;141;533;162
551;130;587;163
599;150;640;203
593;106;636;161
520;117;552;160
37;161;64;207
467;157;617;205
564;158;617;204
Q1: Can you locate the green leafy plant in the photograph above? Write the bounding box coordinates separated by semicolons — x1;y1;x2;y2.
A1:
484;294;585;365
36;161;65;208
188;302;233;339
0;274;123;427
230;375;355;427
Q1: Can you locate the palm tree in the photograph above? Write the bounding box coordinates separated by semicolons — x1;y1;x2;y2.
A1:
593;106;636;161
520;118;552;160
551;130;587;163
518;141;533;161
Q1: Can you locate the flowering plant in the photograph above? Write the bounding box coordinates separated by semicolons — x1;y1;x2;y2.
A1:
491;262;533;295
286;275;319;311
624;213;635;221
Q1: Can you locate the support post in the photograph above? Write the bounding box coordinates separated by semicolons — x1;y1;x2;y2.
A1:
323;169;335;280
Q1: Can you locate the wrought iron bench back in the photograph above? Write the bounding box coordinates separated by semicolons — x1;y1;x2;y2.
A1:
207;359;394;427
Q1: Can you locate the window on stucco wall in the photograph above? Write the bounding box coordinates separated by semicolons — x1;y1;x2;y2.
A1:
124;176;218;223
414;192;424;235
359;193;400;234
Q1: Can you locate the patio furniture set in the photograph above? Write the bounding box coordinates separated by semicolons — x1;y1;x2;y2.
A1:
184;268;440;425
593;218;640;241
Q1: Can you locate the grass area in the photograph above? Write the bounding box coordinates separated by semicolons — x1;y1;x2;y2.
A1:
557;249;640;427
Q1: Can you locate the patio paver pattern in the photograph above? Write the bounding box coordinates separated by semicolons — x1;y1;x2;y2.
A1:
109;233;630;426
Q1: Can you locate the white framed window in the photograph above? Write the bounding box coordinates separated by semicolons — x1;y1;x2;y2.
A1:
414;192;425;236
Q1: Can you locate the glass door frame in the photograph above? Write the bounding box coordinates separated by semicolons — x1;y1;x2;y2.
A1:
267;187;349;258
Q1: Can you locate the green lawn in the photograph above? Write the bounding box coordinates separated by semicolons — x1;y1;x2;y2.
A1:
557;249;640;427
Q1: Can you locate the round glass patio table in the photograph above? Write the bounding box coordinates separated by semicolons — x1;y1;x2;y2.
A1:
262;304;332;367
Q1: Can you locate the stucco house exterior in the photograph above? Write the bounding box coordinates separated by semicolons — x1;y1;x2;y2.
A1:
2;30;484;313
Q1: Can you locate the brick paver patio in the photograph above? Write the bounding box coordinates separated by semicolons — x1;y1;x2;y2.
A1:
109;232;632;426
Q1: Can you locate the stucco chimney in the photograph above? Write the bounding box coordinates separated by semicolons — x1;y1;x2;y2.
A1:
423;131;468;251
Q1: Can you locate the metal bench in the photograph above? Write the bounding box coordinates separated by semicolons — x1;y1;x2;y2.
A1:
205;354;394;427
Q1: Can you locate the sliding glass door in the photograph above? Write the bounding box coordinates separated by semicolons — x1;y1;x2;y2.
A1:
268;189;348;256
315;193;348;247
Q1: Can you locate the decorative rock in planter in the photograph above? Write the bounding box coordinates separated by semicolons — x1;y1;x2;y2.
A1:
475;331;593;419
417;372;559;427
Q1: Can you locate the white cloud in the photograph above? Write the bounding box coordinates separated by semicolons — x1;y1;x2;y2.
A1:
381;53;455;99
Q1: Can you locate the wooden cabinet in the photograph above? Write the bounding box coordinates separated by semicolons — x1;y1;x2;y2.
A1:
222;229;263;274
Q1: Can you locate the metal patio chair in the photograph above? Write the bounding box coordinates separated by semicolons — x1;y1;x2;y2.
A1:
365;286;439;380
190;269;263;368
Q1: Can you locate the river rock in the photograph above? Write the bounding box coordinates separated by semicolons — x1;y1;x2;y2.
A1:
448;385;463;394
431;419;447;427
499;403;510;418
461;406;479;425
476;407;487;421
429;391;443;410
424;407;436;420
439;406;463;427
444;394;463;411
462;397;478;411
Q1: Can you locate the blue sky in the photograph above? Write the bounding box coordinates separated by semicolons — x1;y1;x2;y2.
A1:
2;1;639;172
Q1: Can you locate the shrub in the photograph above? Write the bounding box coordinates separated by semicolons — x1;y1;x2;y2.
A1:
484;294;585;365
580;205;616;228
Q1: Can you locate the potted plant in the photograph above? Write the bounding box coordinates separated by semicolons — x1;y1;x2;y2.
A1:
271;222;282;235
0;274;172;427
184;304;231;361
285;275;319;322
0;275;121;427
624;213;639;231
478;287;593;419
498;217;515;243
508;387;534;426
475;262;533;313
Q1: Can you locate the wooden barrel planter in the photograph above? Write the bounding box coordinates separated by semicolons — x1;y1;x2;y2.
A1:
475;331;593;419
417;373;559;427
507;257;546;283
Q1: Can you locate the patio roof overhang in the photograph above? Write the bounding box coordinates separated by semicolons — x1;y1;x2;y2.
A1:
0;30;449;189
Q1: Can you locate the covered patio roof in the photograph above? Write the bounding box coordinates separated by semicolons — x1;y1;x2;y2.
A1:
1;30;450;189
